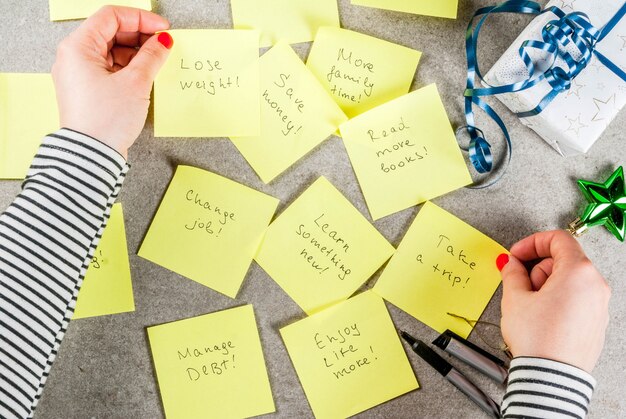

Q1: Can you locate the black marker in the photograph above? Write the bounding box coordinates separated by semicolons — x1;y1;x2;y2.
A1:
400;331;500;418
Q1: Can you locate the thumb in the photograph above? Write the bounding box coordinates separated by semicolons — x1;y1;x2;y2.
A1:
126;31;173;86
500;254;533;296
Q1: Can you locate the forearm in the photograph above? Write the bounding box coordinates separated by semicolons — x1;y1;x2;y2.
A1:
0;128;129;419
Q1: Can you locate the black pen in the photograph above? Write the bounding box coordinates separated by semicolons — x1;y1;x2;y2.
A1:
400;331;501;418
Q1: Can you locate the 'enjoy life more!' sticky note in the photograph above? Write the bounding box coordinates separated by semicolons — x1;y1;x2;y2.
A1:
374;202;507;339
73;203;135;319
138;166;279;298
306;27;421;119
231;43;347;184
0;73;58;179
154;29;260;138
340;84;472;220
49;0;152;21
351;0;458;19
281;290;418;419
231;0;340;47
255;177;395;315
148;305;275;419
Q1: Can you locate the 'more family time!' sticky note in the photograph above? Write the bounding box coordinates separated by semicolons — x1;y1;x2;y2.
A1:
73;204;135;319
306;27;421;119
148;305;275;419
0;73;58;179
340;84;472;220
281;291;418;419
374;202;506;339
351;0;459;19
231;43;347;183
154;30;260;138
138;166;279;298
231;0;340;47
255;177;394;314
49;0;152;21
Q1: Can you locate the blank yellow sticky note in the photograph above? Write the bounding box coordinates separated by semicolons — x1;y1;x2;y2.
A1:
231;0;340;47
0;73;58;179
374;202;506;339
73;204;134;319
256;177;394;315
148;305;275;419
138;166;279;298
154;30;260;138
281;291;418;419
49;0;152;21
231;43;347;183
306;27;421;119
352;0;458;19
340;84;472;220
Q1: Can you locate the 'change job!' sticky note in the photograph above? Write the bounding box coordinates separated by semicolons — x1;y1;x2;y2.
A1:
231;43;347;184
138;166;279;298
306;27;421;119
281;291;418;419
374;202;507;339
256;177;395;315
154;29;260;138
340;84;472;220
148;305;275;419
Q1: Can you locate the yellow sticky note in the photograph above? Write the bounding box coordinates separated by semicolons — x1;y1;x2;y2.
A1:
154;29;260;138
281;291;418;419
374;202;506;339
138;166;278;298
340;84;472;220
256;177;394;315
306;27;421;119
73;204;134;319
231;0;340;47
148;305;275;419
49;0;152;21
231;43;347;183
351;0;458;19
0;74;58;179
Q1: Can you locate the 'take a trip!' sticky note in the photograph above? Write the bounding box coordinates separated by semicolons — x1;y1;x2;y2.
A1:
73;204;135;319
231;0;340;47
138;166;279;298
374;202;506;339
255;177;395;315
154;29;260;138
0;73;58;179
148;305;275;419
340;84;472;220
231;43;347;183
281;291;418;419
306;27;421;119
351;0;458;19
49;0;152;21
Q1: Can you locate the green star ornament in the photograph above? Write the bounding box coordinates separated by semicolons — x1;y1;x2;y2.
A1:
568;166;626;242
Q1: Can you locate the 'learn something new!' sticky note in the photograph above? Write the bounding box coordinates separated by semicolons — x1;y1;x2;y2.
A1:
154;29;260;138
255;177;395;315
49;0;152;21
73;203;135;319
351;0;458;19
0;73;58;179
340;84;472;220
231;0;340;47
138;166;279;298
281;291;418;419
231;43;347;183
148;305;275;419
306;27;421;119
374;202;507;339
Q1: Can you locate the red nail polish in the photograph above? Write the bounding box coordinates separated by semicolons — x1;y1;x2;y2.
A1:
157;32;174;49
496;253;509;272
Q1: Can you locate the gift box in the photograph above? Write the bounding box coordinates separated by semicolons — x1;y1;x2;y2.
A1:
484;0;626;156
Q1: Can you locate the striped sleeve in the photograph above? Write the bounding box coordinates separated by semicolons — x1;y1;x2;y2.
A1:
0;128;129;419
502;356;596;419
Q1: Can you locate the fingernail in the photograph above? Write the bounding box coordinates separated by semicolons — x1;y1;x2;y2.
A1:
496;253;509;272
157;32;174;49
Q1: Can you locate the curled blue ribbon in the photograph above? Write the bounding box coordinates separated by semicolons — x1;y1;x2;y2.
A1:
462;0;626;186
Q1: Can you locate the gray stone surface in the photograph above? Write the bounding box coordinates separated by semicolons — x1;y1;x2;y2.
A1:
1;0;624;418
